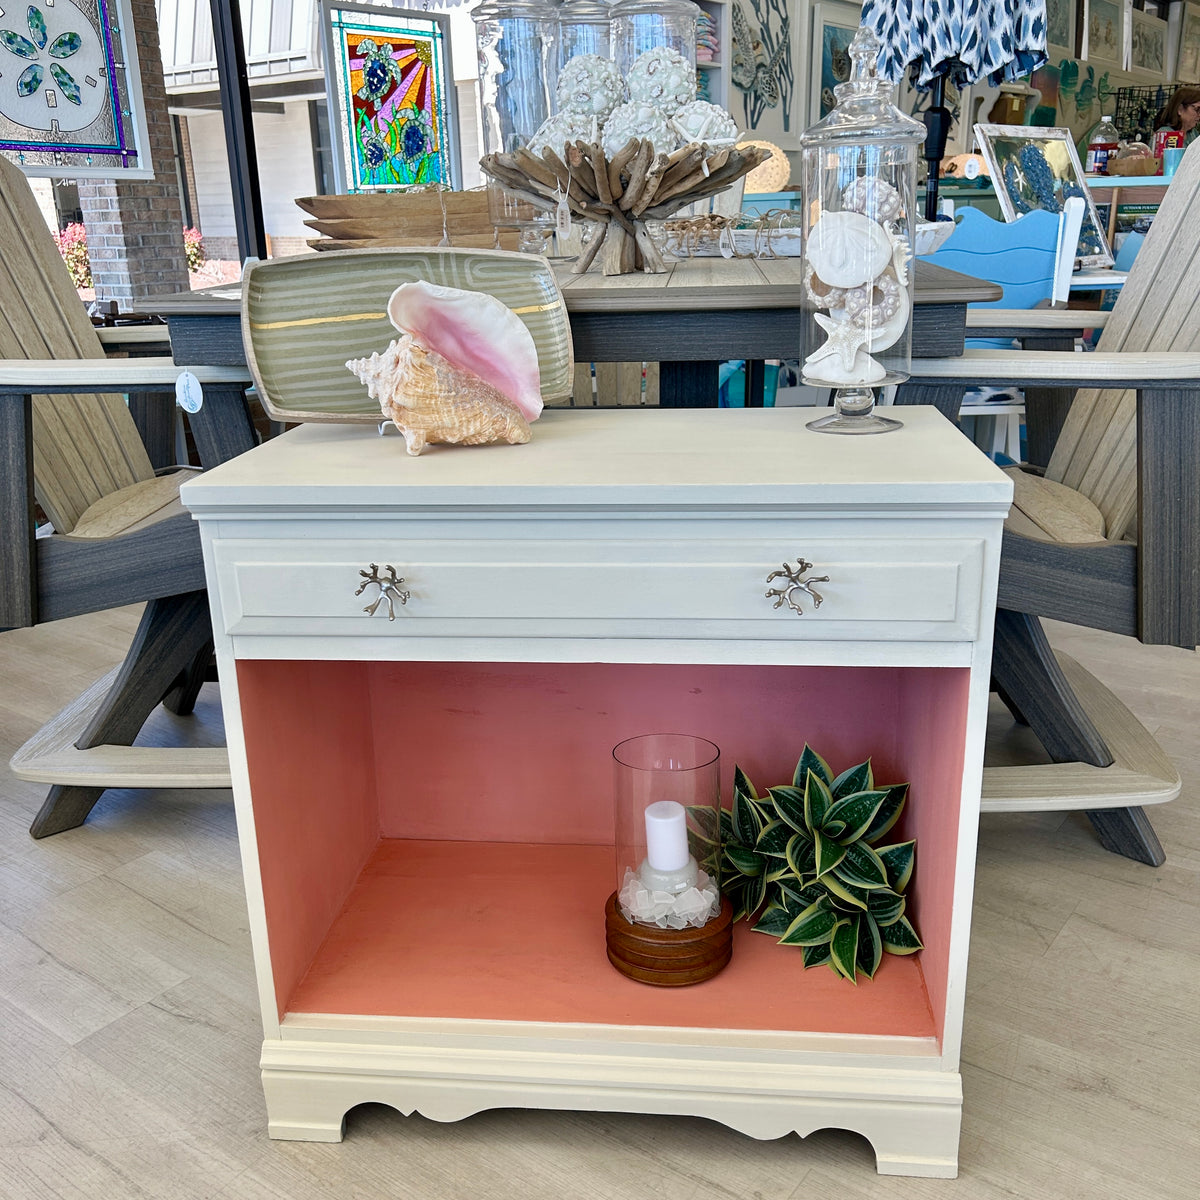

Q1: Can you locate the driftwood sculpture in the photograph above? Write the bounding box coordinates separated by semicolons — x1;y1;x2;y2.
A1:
479;138;771;275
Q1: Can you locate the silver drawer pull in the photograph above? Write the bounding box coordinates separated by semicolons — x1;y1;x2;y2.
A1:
765;558;830;616
355;563;410;620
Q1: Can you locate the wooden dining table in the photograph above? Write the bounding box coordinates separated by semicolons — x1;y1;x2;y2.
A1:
141;255;1000;410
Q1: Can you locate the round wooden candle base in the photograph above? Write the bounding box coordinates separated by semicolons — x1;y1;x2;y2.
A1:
604;891;733;987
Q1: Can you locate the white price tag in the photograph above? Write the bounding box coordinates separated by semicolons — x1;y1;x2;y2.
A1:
555;194;571;240
963;157;981;181
175;370;203;413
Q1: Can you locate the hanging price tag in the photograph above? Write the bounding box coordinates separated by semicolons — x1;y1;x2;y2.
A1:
175;370;203;413
555;192;571;240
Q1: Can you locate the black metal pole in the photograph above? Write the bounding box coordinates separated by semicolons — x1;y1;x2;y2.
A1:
923;73;952;222
209;0;268;261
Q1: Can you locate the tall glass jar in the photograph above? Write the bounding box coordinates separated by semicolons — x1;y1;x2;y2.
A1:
799;26;926;434
557;0;613;70
472;0;559;243
610;0;700;76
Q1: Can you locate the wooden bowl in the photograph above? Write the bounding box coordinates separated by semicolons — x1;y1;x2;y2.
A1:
604;891;733;986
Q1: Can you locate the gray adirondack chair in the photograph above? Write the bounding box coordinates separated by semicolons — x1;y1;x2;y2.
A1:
0;152;256;837
905;139;1200;865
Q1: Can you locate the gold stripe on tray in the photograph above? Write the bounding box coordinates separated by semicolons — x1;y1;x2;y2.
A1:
249;312;387;330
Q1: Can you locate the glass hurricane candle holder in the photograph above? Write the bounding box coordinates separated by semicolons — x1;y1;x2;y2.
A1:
606;733;732;986
610;0;700;76
799;26;926;434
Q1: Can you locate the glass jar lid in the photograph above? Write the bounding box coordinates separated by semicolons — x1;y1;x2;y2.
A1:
802;26;925;148
472;0;560;23
609;0;701;19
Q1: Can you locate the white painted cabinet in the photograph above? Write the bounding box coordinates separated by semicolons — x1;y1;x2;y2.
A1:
182;407;1011;1177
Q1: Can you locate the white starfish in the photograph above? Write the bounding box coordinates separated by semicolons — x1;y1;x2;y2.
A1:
810;312;869;371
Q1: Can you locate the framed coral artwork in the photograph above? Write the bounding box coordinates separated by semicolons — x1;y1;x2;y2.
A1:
809;1;862;124
730;0;800;149
975;123;1114;268
0;0;153;179
319;1;461;193
1178;3;1200;83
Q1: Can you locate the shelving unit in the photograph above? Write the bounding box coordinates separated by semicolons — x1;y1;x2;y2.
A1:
182;407;1011;1177
695;0;730;108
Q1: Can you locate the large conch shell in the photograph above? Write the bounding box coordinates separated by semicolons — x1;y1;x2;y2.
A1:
346;280;543;457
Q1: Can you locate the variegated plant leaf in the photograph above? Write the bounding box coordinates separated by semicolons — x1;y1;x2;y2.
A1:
822;871;869;911
812;827;846;878
779;898;840;946
778;878;823;909
876;840;916;893
802;941;833;969
767;784;807;834
833;840;889;889
879;914;923;954
732;763;759;802
831;758;873;800
724;843;765;876
738;870;768;920
866;887;905;927
784;832;816;879
752;902;793;937
830;916;860;983
755;819;793;858
856;912;883;979
733;789;765;846
793;744;833;789
804;771;832;831
825;789;888;843
863;782;908;843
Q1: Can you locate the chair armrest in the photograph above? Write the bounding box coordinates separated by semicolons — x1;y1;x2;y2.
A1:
97;326;172;351
0;357;251;392
965;308;1111;334
910;349;1200;389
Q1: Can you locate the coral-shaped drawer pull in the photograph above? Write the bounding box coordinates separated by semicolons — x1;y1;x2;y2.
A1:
355;563;410;620
765;559;830;615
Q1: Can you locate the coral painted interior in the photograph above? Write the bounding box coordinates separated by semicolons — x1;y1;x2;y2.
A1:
236;660;969;1041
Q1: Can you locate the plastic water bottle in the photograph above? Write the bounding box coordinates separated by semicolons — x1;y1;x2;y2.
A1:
1086;116;1120;174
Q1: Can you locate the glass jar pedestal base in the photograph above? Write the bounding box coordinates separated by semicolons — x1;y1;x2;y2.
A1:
805;383;904;435
604;891;733;986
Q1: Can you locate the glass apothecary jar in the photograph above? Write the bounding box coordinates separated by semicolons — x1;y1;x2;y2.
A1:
799;26;926;434
557;0;613;69
472;0;559;242
610;0;700;76
606;734;731;987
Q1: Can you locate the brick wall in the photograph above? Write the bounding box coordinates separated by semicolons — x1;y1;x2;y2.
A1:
78;0;188;304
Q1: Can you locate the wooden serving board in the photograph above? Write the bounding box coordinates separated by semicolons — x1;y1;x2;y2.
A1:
242;247;574;424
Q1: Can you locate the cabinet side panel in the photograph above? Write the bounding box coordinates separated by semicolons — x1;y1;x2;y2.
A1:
894;668;972;1047
237;660;381;1018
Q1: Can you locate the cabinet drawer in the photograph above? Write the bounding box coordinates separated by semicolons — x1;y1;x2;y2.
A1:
212;535;985;643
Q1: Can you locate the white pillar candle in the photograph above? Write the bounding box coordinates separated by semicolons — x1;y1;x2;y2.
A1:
644;800;689;872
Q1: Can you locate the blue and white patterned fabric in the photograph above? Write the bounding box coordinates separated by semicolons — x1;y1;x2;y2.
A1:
862;0;1048;89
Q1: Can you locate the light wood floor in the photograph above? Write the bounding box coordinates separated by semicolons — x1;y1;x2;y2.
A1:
1;608;1197;1199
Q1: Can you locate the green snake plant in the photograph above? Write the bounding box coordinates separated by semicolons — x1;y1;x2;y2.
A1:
715;745;923;984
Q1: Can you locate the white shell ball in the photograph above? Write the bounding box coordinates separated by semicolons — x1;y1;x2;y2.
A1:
556;53;626;119
841;176;904;223
627;47;696;115
806;210;893;289
671;100;739;144
601;102;674;157
527;111;596;156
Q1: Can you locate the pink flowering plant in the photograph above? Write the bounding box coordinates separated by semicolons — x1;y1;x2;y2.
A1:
53;222;91;288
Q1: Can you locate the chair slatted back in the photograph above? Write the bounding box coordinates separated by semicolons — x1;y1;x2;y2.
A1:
0;154;153;534
1047;142;1200;539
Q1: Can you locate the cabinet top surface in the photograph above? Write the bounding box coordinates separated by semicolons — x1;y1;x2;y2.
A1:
181;407;1012;515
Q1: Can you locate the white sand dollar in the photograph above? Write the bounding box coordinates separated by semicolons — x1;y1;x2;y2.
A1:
806;211;892;289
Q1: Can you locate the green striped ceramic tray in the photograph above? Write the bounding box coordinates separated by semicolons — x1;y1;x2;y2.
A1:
242;247;574;424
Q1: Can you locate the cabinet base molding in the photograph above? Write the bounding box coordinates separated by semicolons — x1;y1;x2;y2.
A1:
259;1033;962;1177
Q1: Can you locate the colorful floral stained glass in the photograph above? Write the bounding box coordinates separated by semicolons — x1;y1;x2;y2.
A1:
320;3;460;193
0;0;148;177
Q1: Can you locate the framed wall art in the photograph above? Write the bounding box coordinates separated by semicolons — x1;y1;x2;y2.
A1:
1087;0;1124;66
975;123;1114;268
730;0;800;149
1131;9;1168;80
1045;0;1078;59
1178;3;1200;82
319;1;461;193
810;1;862;124
0;0;153;179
